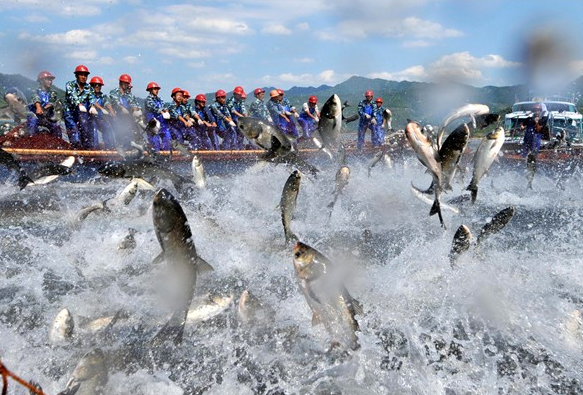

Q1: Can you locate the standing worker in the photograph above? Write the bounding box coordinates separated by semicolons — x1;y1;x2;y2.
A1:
357;90;377;149
64;65;94;148
109;74;142;148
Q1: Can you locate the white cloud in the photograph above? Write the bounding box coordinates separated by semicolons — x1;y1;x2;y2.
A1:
23;14;49;23
400;17;463;39
295;58;314;63
402;40;431;48
368;65;428;82
296;22;310;31
262;24;292;35
123;56;139;65
261;69;347;88
188;61;206;69
65;50;98;61
23;29;100;46
98;57;115;66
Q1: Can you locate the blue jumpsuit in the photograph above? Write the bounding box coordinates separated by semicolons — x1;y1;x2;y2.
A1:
64;80;94;148
373;104;386;147
357;99;377;149
27;88;63;138
193;105;218;150
144;94;171;151
209;101;236;150
90;92;115;149
297;102;319;139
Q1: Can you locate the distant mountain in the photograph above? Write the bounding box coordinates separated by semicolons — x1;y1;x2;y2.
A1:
2;72;582;131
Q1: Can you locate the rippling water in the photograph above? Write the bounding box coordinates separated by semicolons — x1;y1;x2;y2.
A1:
1;151;583;395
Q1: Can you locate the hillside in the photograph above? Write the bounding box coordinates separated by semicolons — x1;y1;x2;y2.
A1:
2;73;582;131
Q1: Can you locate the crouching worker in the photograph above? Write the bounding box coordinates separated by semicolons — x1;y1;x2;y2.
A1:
28;70;63;139
109;73;142;148
144;82;172;151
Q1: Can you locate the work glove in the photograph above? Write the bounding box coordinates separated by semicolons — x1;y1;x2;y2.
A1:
133;109;143;118
89;107;98;115
101;109;109;115
187;119;194;127
79;104;87;112
285;111;293;116
365;114;371;119
293;112;299;118
371;118;377;125
154;119;161;130
162;111;170;120
197;119;204;126
314;117;319;123
229;120;236;128
121;107;130;115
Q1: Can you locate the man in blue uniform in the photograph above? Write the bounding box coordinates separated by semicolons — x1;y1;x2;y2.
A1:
193;94;218;150
27;70;63;139
109;74;142;148
64;65;94;148
297;95;319;140
209;90;237;150
249;88;272;122
373;97;386;147
357;90;377;149
226;86;248;149
144;82;171;151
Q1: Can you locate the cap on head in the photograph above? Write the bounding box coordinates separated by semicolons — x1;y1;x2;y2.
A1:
146;82;161;91
171;87;183;97
254;88;265;96
37;71;55;82
277;89;284;96
183;90;191;99
308;95;317;104
119;74;132;84
90;76;104;86
215;89;227;98
74;65;90;75
375;97;383;104
195;94;207;102
233;86;245;95
365;90;373;97
269;89;279;98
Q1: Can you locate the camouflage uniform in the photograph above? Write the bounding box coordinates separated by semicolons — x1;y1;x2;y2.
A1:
249;97;272;122
90;91;115;148
209;101;236;150
226;96;248;149
64;80;94;148
27;86;63;138
193;103;219;150
109;86;140;148
373;103;386;147
144;94;171;151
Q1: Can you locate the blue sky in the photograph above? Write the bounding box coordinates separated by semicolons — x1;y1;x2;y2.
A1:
1;0;583;98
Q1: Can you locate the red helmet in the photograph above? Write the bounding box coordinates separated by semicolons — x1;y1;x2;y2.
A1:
365;90;373;97
308;95;317;104
233;86;245;95
241;92;247;99
37;71;55;81
146;82;161;91
277;89;284;96
254;88;265;96
195;94;207;102
183;90;191;99
89;76;104;86
74;65;90;74
119;74;132;84
215;89;226;98
375;97;383;104
171;87;183;97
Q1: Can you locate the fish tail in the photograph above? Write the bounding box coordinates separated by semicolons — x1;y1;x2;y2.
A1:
466;183;478;204
430;199;446;229
17;173;33;190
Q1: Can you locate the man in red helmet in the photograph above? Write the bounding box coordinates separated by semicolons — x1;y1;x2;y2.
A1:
27;71;63;138
372;97;386;147
192;94;219;150
226;86;248;149
64;65;95;148
297;95;320;140
88;76;116;149
357;90;378;149
249;88;272;123
167;88;190;145
144;82;171;151
208;89;237;150
109;73;142;148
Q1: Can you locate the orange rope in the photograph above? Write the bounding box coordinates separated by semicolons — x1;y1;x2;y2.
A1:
0;358;50;395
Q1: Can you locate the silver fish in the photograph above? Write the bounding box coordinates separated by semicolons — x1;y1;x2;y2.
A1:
237;290;274;326
437;104;490;148
281;170;302;244
151;188;213;345
382;108;393;131
466;126;505;203
60;349;108;395
313;94;343;158
49;308;74;345
449;224;472;265
192;155;206;189
292;241;362;351
439;123;470;191
476;206;516;246
405;121;445;228
328;165;350;215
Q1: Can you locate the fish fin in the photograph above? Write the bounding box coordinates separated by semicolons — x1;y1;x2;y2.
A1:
134;177;155;190
152;251;165;265
196;256;214;272
430;199;446;229
18;174;33;190
350;298;364;316
312;312;322;326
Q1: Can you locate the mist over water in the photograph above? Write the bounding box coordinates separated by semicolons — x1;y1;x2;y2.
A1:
1;153;583;394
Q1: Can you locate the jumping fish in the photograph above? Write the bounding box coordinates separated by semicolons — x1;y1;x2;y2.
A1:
466;126;505;203
49;308;74;345
280;170;302;244
328;165;350;216
405;121;446;228
58;349;108;395
437;104;490;149
192;155;206;189
292;241;362;351
476;206;516;246
313;94;343;159
449;224;472;265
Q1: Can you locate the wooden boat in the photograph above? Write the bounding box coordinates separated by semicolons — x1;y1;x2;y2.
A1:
0;129;384;165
